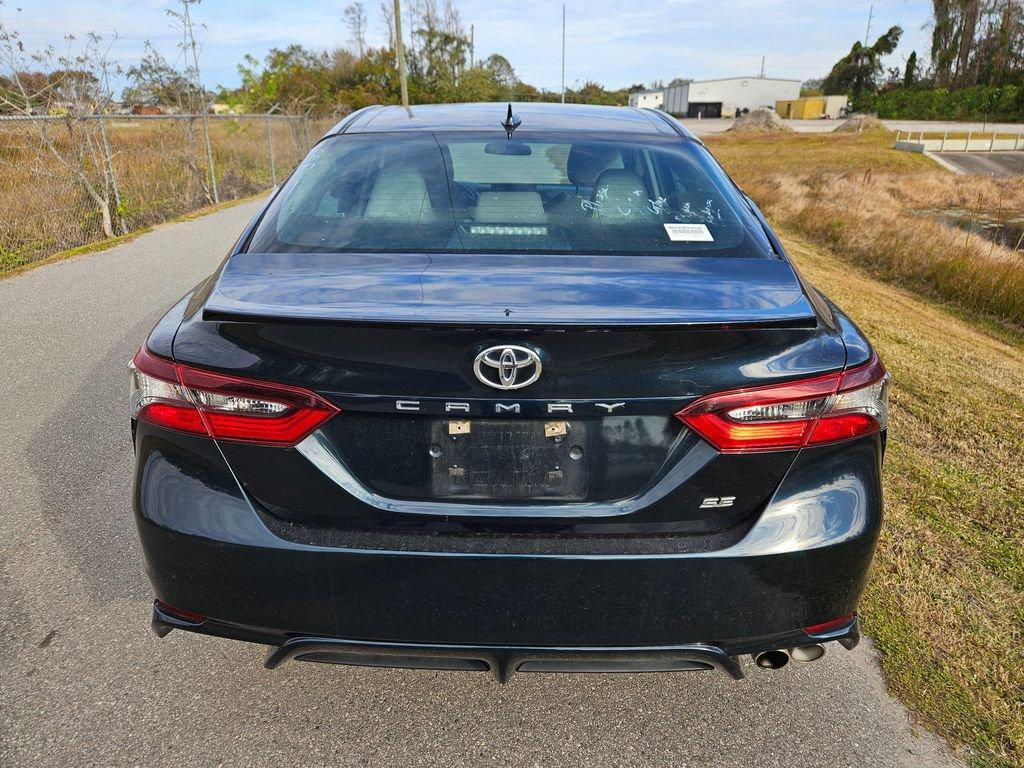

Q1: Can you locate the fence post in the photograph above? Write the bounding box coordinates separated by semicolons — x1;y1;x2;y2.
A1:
966;131;972;151
990;129;997;152
1016;132;1021;151
894;130;900;146
265;115;278;187
941;131;947;151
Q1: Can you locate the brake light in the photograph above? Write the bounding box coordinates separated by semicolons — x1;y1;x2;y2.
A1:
129;346;338;446
677;356;889;453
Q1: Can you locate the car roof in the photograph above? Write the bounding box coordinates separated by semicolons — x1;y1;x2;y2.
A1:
327;102;696;139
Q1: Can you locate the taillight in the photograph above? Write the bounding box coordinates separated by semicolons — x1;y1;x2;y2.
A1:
677;355;889;453
129;346;338;446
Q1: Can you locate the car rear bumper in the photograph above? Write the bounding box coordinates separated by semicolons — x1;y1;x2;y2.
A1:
152;600;861;682
133;428;882;676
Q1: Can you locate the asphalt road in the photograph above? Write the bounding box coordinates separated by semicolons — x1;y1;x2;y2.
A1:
680;116;1024;136
0;201;965;767
930;150;1024;176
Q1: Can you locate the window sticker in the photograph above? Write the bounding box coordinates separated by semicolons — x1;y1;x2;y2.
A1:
664;223;714;242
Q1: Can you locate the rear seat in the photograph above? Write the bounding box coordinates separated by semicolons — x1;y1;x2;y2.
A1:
548;144;622;218
363;170;442;222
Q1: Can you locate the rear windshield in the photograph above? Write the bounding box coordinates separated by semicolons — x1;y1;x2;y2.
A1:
246;131;774;257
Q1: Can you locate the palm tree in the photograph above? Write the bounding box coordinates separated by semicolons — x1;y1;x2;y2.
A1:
822;26;903;97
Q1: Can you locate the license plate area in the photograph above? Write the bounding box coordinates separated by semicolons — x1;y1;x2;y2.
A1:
429;419;589;500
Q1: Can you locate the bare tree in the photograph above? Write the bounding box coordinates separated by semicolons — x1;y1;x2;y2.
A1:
0;9;125;237
123;42;215;205
955;0;981;86
167;0;218;203
344;2;367;58
379;0;395;49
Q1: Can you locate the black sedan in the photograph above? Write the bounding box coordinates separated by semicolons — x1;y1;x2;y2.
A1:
130;102;888;681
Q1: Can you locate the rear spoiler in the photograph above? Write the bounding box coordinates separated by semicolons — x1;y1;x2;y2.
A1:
204;252;819;329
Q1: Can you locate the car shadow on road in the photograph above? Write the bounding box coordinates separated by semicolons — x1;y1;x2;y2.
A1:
132;631;962;768
25;318;159;605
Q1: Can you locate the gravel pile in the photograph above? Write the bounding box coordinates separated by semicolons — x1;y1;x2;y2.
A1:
728;108;793;132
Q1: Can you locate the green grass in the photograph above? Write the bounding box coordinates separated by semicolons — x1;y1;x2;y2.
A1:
777;226;1024;768
704;126;1024;767
706;126;936;175
707;128;1024;334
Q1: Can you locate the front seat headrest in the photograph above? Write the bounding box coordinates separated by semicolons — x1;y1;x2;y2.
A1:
566;144;619;187
590;169;652;223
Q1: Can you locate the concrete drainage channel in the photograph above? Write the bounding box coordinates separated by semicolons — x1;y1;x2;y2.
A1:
893;130;1024;176
754;644;826;669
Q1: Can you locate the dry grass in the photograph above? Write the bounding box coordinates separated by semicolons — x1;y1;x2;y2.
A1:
707;128;1024;331
0;116;332;275
708;127;1023;767
786;231;1024;768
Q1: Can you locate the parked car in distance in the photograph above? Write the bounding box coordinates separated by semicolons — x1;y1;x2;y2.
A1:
131;102;888;682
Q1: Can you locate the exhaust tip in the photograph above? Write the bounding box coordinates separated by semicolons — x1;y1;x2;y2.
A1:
789;644;826;663
754;649;790;669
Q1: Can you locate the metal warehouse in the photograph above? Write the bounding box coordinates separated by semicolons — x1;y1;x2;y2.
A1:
657;77;801;118
627;89;665;109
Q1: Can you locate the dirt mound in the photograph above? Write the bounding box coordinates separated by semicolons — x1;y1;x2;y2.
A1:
728;108;793;133
836;114;885;133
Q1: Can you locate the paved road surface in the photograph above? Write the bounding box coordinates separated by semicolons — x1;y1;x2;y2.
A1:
930;150;1024;176
0;202;965;767
681;116;1024;136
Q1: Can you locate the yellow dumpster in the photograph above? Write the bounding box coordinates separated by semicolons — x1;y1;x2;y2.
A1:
774;97;826;119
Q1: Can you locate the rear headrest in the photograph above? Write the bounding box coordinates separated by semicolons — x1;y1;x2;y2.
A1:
474;191;546;223
364;170;439;221
566;144;619;186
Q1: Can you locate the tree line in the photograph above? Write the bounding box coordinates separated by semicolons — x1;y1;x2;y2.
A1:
2;0;640;122
810;0;1024;118
214;1;637;116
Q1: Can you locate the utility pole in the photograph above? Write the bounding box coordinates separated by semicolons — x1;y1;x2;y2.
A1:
470;24;474;68
394;0;409;108
864;3;873;44
560;4;566;104
759;56;765;78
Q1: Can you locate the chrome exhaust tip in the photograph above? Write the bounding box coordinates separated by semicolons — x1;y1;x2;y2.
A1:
788;644;826;663
753;649;790;669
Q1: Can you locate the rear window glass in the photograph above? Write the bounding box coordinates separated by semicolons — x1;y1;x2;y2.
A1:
246;131;774;257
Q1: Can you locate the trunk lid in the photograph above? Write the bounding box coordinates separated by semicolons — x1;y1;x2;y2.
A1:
174;252;845;537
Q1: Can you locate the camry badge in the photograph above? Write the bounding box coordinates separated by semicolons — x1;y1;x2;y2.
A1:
473;345;542;390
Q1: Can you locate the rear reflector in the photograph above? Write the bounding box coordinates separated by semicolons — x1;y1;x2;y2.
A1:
130;346;338;446
156;600;207;624
803;613;856;635
677;355;889;453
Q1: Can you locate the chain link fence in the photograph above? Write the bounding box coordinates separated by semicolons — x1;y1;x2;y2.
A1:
0;113;337;271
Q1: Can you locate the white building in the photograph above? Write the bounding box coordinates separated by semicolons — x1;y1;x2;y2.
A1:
627;89;665;109
660;77;801;118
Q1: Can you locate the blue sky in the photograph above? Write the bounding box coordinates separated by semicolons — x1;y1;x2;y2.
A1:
8;0;933;93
